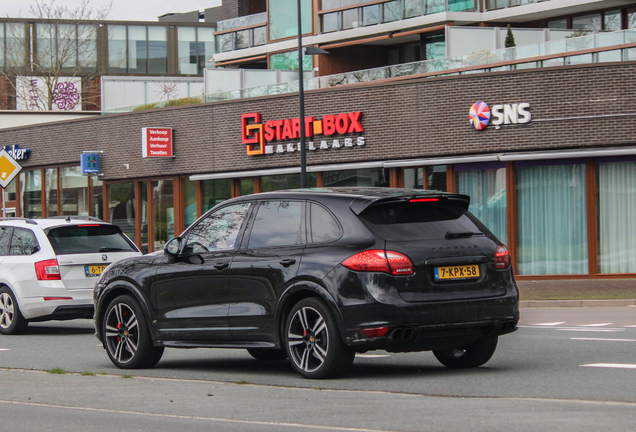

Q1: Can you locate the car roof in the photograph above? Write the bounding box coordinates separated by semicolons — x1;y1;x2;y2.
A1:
0;217;110;230
225;187;471;215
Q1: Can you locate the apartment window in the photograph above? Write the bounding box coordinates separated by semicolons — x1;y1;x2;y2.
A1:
270;50;312;71
572;13;602;31
269;0;312;41
604;10;622;31
108;25;167;74
178;27;215;75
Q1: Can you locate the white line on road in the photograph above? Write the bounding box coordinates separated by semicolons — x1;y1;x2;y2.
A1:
532;322;566;326
0;349;9;351
571;338;636;342
556;328;623;332
0;400;398;432
577;323;613;327
581;363;636;369
356;354;390;359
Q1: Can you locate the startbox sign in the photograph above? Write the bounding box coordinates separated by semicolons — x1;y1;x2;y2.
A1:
142;128;173;158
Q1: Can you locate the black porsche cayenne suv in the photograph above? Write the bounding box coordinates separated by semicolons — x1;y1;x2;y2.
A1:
94;187;518;379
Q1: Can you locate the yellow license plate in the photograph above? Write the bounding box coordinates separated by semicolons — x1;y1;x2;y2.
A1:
85;265;107;277
434;265;480;280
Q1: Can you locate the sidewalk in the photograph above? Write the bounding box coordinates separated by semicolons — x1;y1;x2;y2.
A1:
517;278;636;307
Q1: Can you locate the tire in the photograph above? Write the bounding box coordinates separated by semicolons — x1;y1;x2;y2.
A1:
284;297;355;379
433;336;498;369
247;348;288;361
103;294;164;369
0;287;28;335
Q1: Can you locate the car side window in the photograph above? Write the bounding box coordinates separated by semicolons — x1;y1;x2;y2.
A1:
0;227;12;256
309;203;342;243
184;203;250;253
247;200;303;249
10;228;40;256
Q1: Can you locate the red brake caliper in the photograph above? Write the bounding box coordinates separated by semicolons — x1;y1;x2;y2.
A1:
117;322;121;341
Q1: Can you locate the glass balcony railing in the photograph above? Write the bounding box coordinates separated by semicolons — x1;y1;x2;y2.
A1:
216;12;267;53
105;29;636;114
216;12;267;32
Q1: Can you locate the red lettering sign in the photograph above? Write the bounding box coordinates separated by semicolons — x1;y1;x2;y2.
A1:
142;127;173;158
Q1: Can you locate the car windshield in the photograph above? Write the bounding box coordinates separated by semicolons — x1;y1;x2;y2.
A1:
359;200;483;241
47;225;138;255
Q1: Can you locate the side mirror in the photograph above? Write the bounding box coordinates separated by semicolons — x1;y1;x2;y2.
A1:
164;237;181;256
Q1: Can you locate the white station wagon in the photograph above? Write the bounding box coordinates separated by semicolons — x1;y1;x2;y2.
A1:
0;217;141;335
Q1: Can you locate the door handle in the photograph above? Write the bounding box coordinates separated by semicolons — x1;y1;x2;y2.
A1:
214;262;229;271
280;258;296;267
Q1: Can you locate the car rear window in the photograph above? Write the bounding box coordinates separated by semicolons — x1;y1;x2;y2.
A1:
359;201;483;241
47;225;138;255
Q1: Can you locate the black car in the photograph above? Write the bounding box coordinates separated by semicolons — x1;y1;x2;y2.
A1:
94;187;518;379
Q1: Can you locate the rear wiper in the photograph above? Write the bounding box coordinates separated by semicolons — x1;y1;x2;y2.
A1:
445;231;483;239
99;247;129;252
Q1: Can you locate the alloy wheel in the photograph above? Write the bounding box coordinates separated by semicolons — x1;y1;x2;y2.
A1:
0;292;14;329
287;306;330;373
104;302;140;364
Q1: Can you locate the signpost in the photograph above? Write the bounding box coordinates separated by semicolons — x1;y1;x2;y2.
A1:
0;148;23;218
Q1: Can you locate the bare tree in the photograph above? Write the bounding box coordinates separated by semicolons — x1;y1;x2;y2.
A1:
1;0;111;111
154;78;181;102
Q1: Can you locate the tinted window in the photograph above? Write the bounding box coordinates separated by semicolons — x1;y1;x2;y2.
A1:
185;203;250;253
0;227;12;256
359;201;482;241
309;203;341;243
248;201;302;248
10;228;40;255
47;225;138;254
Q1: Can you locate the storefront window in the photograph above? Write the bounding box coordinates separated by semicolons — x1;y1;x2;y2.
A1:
202;179;232;213
61;166;88;216
20;170;42;218
403;168;424;189
45;168;58;217
456;164;507;245
322;168;389;187
91;177;103;220
241;179;254;196
108;182;136;244
261;174;316;192
516;162;588;275
427;165;447;191
269;0;312;41
183;178;197;229
152;179;174;251
597;160;636;273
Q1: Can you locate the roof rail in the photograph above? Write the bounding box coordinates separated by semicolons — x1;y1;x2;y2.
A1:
47;215;104;222
0;217;37;225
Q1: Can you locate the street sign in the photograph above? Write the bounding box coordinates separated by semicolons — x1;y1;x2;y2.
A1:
0;148;22;189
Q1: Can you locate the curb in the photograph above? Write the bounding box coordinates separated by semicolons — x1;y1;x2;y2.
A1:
519;299;636;308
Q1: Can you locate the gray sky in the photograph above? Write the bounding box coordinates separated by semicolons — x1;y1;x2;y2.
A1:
2;0;222;22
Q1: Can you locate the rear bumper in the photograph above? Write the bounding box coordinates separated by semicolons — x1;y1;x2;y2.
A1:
19;289;94;321
334;271;519;352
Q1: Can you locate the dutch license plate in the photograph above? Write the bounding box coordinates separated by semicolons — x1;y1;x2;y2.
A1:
434;265;480;281
85;265;108;277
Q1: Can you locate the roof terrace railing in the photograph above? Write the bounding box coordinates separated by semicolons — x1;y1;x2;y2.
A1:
104;29;636;114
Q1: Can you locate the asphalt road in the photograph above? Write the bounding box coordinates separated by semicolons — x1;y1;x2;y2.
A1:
1;307;636;431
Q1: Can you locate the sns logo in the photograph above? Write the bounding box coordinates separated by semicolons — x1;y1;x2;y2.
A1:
470;101;531;130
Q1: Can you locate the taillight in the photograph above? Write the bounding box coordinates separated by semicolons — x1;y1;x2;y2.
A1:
35;259;61;280
342;250;414;276
360;327;389;337
495;245;511;270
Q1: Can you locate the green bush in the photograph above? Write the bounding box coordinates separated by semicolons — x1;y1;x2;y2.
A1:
132;102;159;111
163;97;203;107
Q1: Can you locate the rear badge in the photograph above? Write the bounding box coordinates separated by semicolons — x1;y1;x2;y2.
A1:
102;254;108;261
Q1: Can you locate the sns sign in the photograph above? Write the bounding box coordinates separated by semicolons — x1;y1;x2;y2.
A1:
142;128;173;158
469;101;531;130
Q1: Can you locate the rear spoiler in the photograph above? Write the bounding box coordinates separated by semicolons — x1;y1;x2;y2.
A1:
349;193;471;215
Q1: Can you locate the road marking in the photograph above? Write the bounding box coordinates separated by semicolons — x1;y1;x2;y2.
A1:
571;338;636;342
356;354;390;359
577;323;613;327
625;325;636;328
581;363;636;369
0;349;9;351
0;400;397;432
533;322;566;326
557;328;622;332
